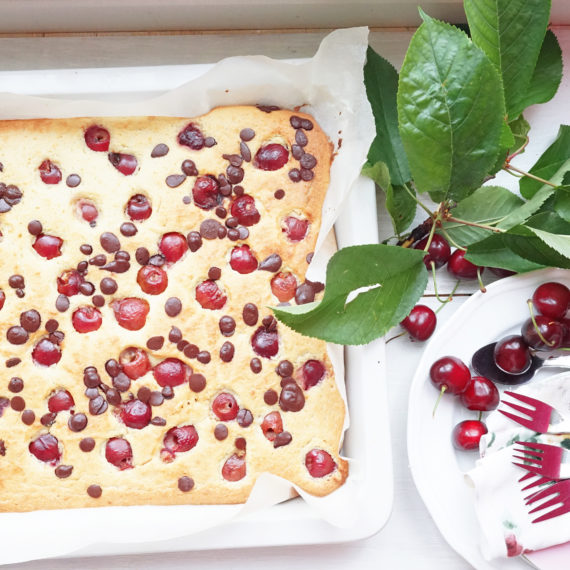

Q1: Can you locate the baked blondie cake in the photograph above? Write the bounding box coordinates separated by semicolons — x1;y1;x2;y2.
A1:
0;106;348;511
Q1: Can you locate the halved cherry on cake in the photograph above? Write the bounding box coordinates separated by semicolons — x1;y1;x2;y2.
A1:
76;199;98;224
222;453;246;482
119;347;151;380
32;234;63;259
38;159;62;184
29;433;61;464
195;280;227;310
192;176;220;210
178;122;205;150
84;125;110;152
251;326;279;358
57;269;84;296
230;194;260;226
105;437;133;470
283;216;309;242
229;245;258;274
112;297;150;331
47;389;75;413
162;425;199;462
120;399;151;429
0;290;5;310
137;265;168;295
153;357;191;387
32;338;62;366
126;194;152;221
261;411;283;441
72;306;102;333
108;152;137;176
301;359;325;390
305;448;336;478
159;232;188;263
254;143;289;171
212;392;239;421
270;272;297;302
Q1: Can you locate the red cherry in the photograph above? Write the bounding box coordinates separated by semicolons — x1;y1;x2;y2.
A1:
47;389;75;413
532;282;570;319
414;234;451;269
108;152;137;175
230;194;260;226
305;448;336;478
493;335;531;374
270;272;297;302
84;125;110;152
120;399;151;429
33;234;63;259
400;304;437;341
459;376;499;411
521;316;566;350
222;453;246;481
0;290;5;310
119;347;151;380
126;194;152;221
112;297;150;331
229;245;258;274
159;232;188;263
32;338;62;366
212;392;239;421
137;265;168;295
178;122;205;150
38;159;62;184
153;358;191;387
76;199;98;223
283;216;309;242
192;176;220;210
57;269;84;296
301;359;325;390
105;437;133;470
72;306;102;333
254;143;289;170
451;419;487;451
29;433;61;464
261;411;283;441
447;249;483;280
195;280;227;310
251;326;279;358
163;425;199;454
488;267;516;278
429;356;471;395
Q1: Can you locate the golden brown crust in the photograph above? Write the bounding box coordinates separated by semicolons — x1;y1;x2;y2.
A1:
0;107;347;512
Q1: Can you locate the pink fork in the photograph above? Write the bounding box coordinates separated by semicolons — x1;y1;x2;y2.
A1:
513;441;570;479
499;391;570;433
524;479;570;523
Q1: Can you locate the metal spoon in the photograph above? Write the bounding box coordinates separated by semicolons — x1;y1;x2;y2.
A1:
471;342;570;385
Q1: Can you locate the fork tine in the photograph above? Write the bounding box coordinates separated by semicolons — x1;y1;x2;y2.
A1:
515;441;551;453
513;461;541;474
532;503;570;523
513;448;543;460
499;409;536;431
521;475;552;491
501;400;534;416
513;455;542;466
504;391;544;409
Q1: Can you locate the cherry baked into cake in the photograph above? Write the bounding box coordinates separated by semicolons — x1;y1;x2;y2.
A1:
0;106;348;511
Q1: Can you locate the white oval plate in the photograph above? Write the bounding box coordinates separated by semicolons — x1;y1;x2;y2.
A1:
407;268;570;570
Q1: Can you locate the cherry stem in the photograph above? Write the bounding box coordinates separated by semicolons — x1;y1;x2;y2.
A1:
439;226;465;251
507;136;530;162
435;280;460;314
402;183;434;217
477;267;486;293
446;216;505;233
432;385;447;418
385;331;407;344
478;411;483;422
504;164;558;188
526;299;555;347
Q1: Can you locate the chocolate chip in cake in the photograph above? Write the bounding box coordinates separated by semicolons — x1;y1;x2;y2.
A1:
238;227;249;240
288;168;301;183
239;128;255;141
187;231;202;252
120;222;137;237
148;254;165;267
276;360;293;378
236;409;253;428
8;275;24;289
295;130;308;147
177;340;189;352
162;386;174;400
300;153;317;169
274;189;285;200
66;173;81;187
55;465;73;478
80;244;93;255
166;174;186;188
76;260;89;275
301;118;313;130
149;391;164;407
8;377;23;393
21;409;35;425
208;267;222;281
239;141;252;162
220;342;235;363
105;388;121;406
68;413;88;432
291;144;304;160
100;277;118;295
200;219;221;240
151;416;166;426
41;412;56;426
300;168;314;181
235;437;246;450
87;484;102;498
226;165;244;184
84;387;99;399
181;159;198;176
259;253;282;272
116;250;130;262
242;303;259;326
165;297;182;317
263;389;278;405
225;216;238;228
101;259;130;273
215;206;227;219
10;396;25;412
306;252;314;264
227;229;240;241
279;381;305;412
80;437;96;452
178;476;195;492
112;373;131;392
0;397;9;416
250;358;262;374
5;358;21;368
214;423;228;440
79;281;95;296
168;326;183;344
0;439;6;456
290;116;303;129
92;294;105;307
189;373;206;393
233;185;244;197
151;143;169;158
137;386;151;403
197;351;211;364
83;366;101;388
44;319;58;333
105;359;121;378
219;316;235;336
183;343;199;359
135;247;150;266
273;431;292;448
100;232;120;253
89;254;107;266
27;220;43;236
146;336;165;351
182;195;191;204
204;136;216;148
7;326;29;345
89;395;108;415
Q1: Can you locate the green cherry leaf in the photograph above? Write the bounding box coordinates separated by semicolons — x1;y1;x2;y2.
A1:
272;245;428;345
397;12;504;202
364;46;411;186
554;186;570;223
519;125;570;199
509;115;531;155
464;0;551;120
498;185;556;230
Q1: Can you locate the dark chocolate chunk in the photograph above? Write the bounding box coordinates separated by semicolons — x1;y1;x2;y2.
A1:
21;409;35;425
45;319;59;333
56;294;70;312
100;232;120;253
263;389;278;405
105;359;121;378
236;408;253;428
8;275;24;289
0;439;5;456
8;377;24;393
151;416;166;426
92;294;105;307
214;423;228;440
295;282;316;305
41;412;57;426
10;396;25;411
300;168;314;181
259;253;282;272
279;381;305;412
226;165;244;184
288;168;301;182
20;309;42;332
242;303;259;326
105;388;121;406
135;247;150;266
219;342;235;363
219;315;236;336
250;358;262;374
80;437;96;452
68;413;88;432
239;128;255;141
208;267;222;280
137;386;151;403
146;336;165;351
100;277;118;295
66;174;81;187
273;431;292;448
55;465;73;478
89;254;107;266
100;259;130;273
235;437;246;450
80;244;93;255
112;373;131;392
89;395;108;415
120;222;137;237
291;144;304;160
178;476;195;492
162;386;174;399
79;281;95;296
84;387;99;399
197;351;211;364
295;129;308;147
168;326;183;343
27;220;43;235
166;174;186;188
276;360;293;378
300;153;317;169
87;484;102;498
189;373;206;393
6;326;28;345
200;219;221;240
151;143;169;158
274;189;285;199
165;297;182;317
149;391;164;406
181;159;198;176
183;344;199;359
187;231;202;252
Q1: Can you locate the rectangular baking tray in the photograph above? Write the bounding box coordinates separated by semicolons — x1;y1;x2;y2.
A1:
0;64;393;561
